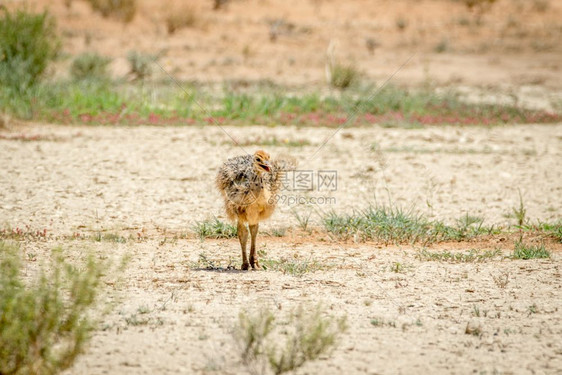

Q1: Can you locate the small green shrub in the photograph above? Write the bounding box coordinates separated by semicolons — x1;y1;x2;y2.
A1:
0;7;60;91
329;63;358;89
234;304;347;375
127;51;156;80
235;307;275;364
70;53;111;81
85;0;136;23
0;241;104;375
267;305;346;374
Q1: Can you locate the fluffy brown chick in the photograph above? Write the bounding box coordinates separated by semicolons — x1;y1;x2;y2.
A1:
216;150;289;270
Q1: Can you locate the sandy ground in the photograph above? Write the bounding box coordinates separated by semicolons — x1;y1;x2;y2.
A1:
1;123;561;374
21;237;562;375
1;123;561;234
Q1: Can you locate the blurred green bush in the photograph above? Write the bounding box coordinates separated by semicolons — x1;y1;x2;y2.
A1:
0;241;104;374
0;7;60;92
71;52;111;81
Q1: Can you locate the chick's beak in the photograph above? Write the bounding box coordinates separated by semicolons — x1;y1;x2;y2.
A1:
261;160;272;172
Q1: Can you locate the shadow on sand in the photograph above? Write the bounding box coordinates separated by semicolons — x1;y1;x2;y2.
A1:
191;266;261;274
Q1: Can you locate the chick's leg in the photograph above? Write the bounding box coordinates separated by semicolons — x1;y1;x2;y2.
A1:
237;221;249;270
249;223;260;269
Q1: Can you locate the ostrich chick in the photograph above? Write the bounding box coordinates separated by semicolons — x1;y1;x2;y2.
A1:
216;150;287;270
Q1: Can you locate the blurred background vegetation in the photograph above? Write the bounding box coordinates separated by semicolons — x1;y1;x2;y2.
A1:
1;0;562;127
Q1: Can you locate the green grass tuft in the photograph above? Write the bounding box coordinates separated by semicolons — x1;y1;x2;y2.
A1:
512;240;550;260
92;232;127;243
509;190;527;227
416;248;502;262
269;227;287;237
370;317;396;328
292;209;313;232
259;255;331;276
323;205;498;244
521;220;562;243
193;217;237;239
541;221;562;243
